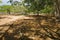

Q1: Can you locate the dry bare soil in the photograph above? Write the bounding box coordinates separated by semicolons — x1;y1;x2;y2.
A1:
0;15;60;40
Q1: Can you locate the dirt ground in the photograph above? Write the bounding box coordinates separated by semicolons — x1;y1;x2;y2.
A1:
0;15;33;25
0;15;60;40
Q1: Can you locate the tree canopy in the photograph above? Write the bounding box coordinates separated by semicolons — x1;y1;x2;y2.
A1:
0;0;60;15
23;0;54;13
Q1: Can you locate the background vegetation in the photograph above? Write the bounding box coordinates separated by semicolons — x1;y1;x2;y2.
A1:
0;0;60;16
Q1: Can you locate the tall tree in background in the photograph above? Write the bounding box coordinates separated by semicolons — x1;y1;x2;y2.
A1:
23;0;54;15
8;0;27;14
8;0;13;5
8;0;60;16
8;0;20;14
7;0;13;14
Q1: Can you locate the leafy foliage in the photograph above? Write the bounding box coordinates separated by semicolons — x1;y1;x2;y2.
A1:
0;5;12;12
0;0;60;15
23;0;54;13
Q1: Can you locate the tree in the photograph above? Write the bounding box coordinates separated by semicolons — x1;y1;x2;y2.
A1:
54;0;60;16
23;0;54;15
0;5;12;14
8;0;13;5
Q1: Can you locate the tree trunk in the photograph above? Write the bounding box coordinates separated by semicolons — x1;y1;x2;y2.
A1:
55;0;60;16
7;9;10;14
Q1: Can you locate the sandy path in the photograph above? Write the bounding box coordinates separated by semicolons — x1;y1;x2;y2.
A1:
0;15;33;25
0;15;34;38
